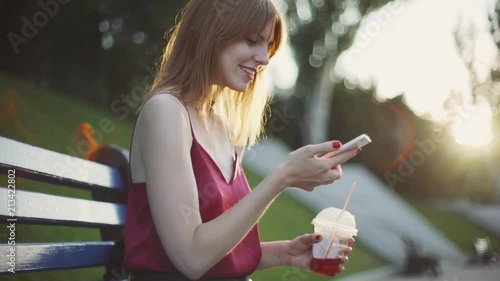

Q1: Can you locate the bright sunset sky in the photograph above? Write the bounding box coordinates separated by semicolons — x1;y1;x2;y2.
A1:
270;0;499;146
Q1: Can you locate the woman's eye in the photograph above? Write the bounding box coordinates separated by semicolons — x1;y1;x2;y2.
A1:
246;39;257;46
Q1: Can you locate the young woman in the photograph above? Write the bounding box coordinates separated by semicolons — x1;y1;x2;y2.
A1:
123;0;359;280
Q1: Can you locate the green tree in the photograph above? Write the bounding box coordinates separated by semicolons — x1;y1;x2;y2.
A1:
1;0;187;108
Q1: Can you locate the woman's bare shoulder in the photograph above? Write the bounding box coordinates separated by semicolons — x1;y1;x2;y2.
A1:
131;94;192;182
138;93;190;126
134;93;193;151
142;93;186;113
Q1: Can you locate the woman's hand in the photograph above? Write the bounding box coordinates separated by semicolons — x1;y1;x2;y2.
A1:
286;234;355;274
274;140;359;192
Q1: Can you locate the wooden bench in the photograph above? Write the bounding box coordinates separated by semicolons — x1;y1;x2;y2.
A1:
0;136;129;279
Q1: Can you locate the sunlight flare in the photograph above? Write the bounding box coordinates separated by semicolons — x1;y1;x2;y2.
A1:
452;101;493;146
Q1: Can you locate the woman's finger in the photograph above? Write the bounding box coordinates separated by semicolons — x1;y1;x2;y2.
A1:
295;234;321;251
326;169;342;182
326;148;358;167
307;140;342;157
338;265;345;274
342;246;353;256
302;184;316;192
331;164;342;172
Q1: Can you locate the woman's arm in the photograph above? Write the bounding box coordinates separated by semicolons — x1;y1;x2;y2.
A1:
257;241;289;270
257;234;321;270
139;95;357;279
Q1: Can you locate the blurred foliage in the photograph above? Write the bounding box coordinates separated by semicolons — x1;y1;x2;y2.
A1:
322;81;500;201
0;0;187;107
2;0;500;201
0;74;386;280
0;0;393;122
272;0;395;147
275;0;500;144
270;0;500;202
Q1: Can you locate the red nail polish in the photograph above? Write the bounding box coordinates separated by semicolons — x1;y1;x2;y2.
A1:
356;148;362;154
332;141;341;149
315;235;322;240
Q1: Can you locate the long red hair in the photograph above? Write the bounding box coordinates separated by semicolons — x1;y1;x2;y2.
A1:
139;0;288;148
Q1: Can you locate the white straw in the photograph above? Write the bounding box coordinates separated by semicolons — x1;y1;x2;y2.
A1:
342;182;356;212
324;182;357;258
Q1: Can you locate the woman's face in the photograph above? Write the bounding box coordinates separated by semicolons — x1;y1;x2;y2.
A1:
219;22;275;92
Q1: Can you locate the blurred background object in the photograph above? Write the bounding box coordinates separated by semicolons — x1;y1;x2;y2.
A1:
1;0;500;280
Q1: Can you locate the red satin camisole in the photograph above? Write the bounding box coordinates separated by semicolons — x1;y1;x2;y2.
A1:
123;99;262;279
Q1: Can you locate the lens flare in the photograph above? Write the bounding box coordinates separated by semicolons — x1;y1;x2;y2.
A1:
452;101;493;146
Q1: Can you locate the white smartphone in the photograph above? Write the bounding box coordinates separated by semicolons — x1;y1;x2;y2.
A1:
321;134;372;158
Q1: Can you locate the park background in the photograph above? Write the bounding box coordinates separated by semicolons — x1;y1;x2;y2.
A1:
1;0;500;280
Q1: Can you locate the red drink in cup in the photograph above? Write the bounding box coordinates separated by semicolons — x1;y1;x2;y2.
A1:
310;207;358;276
310;257;342;276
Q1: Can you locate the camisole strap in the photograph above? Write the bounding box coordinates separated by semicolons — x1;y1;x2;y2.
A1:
159;93;196;139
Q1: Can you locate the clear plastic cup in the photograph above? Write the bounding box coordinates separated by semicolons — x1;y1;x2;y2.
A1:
310;207;358;276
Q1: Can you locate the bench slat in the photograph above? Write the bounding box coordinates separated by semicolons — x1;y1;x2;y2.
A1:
0;136;126;191
0;187;125;227
0;242;114;273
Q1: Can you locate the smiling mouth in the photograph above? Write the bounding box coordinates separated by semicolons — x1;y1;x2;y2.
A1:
240;66;256;80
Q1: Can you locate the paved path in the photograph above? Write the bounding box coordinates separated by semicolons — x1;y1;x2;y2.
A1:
243;138;465;264
243;138;500;281
338;262;500;281
444;200;500;238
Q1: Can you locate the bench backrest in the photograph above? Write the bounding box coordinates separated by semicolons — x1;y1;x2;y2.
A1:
0;136;129;275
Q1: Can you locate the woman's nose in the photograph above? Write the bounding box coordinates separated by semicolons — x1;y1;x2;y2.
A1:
255;46;270;67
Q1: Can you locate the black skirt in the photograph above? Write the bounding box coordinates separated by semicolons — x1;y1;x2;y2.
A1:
129;270;251;281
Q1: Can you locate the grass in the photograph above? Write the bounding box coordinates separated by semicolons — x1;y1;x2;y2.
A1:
0;76;383;281
2;74;498;280
0;75;134;280
0;75;388;280
245;169;387;280
407;199;500;252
